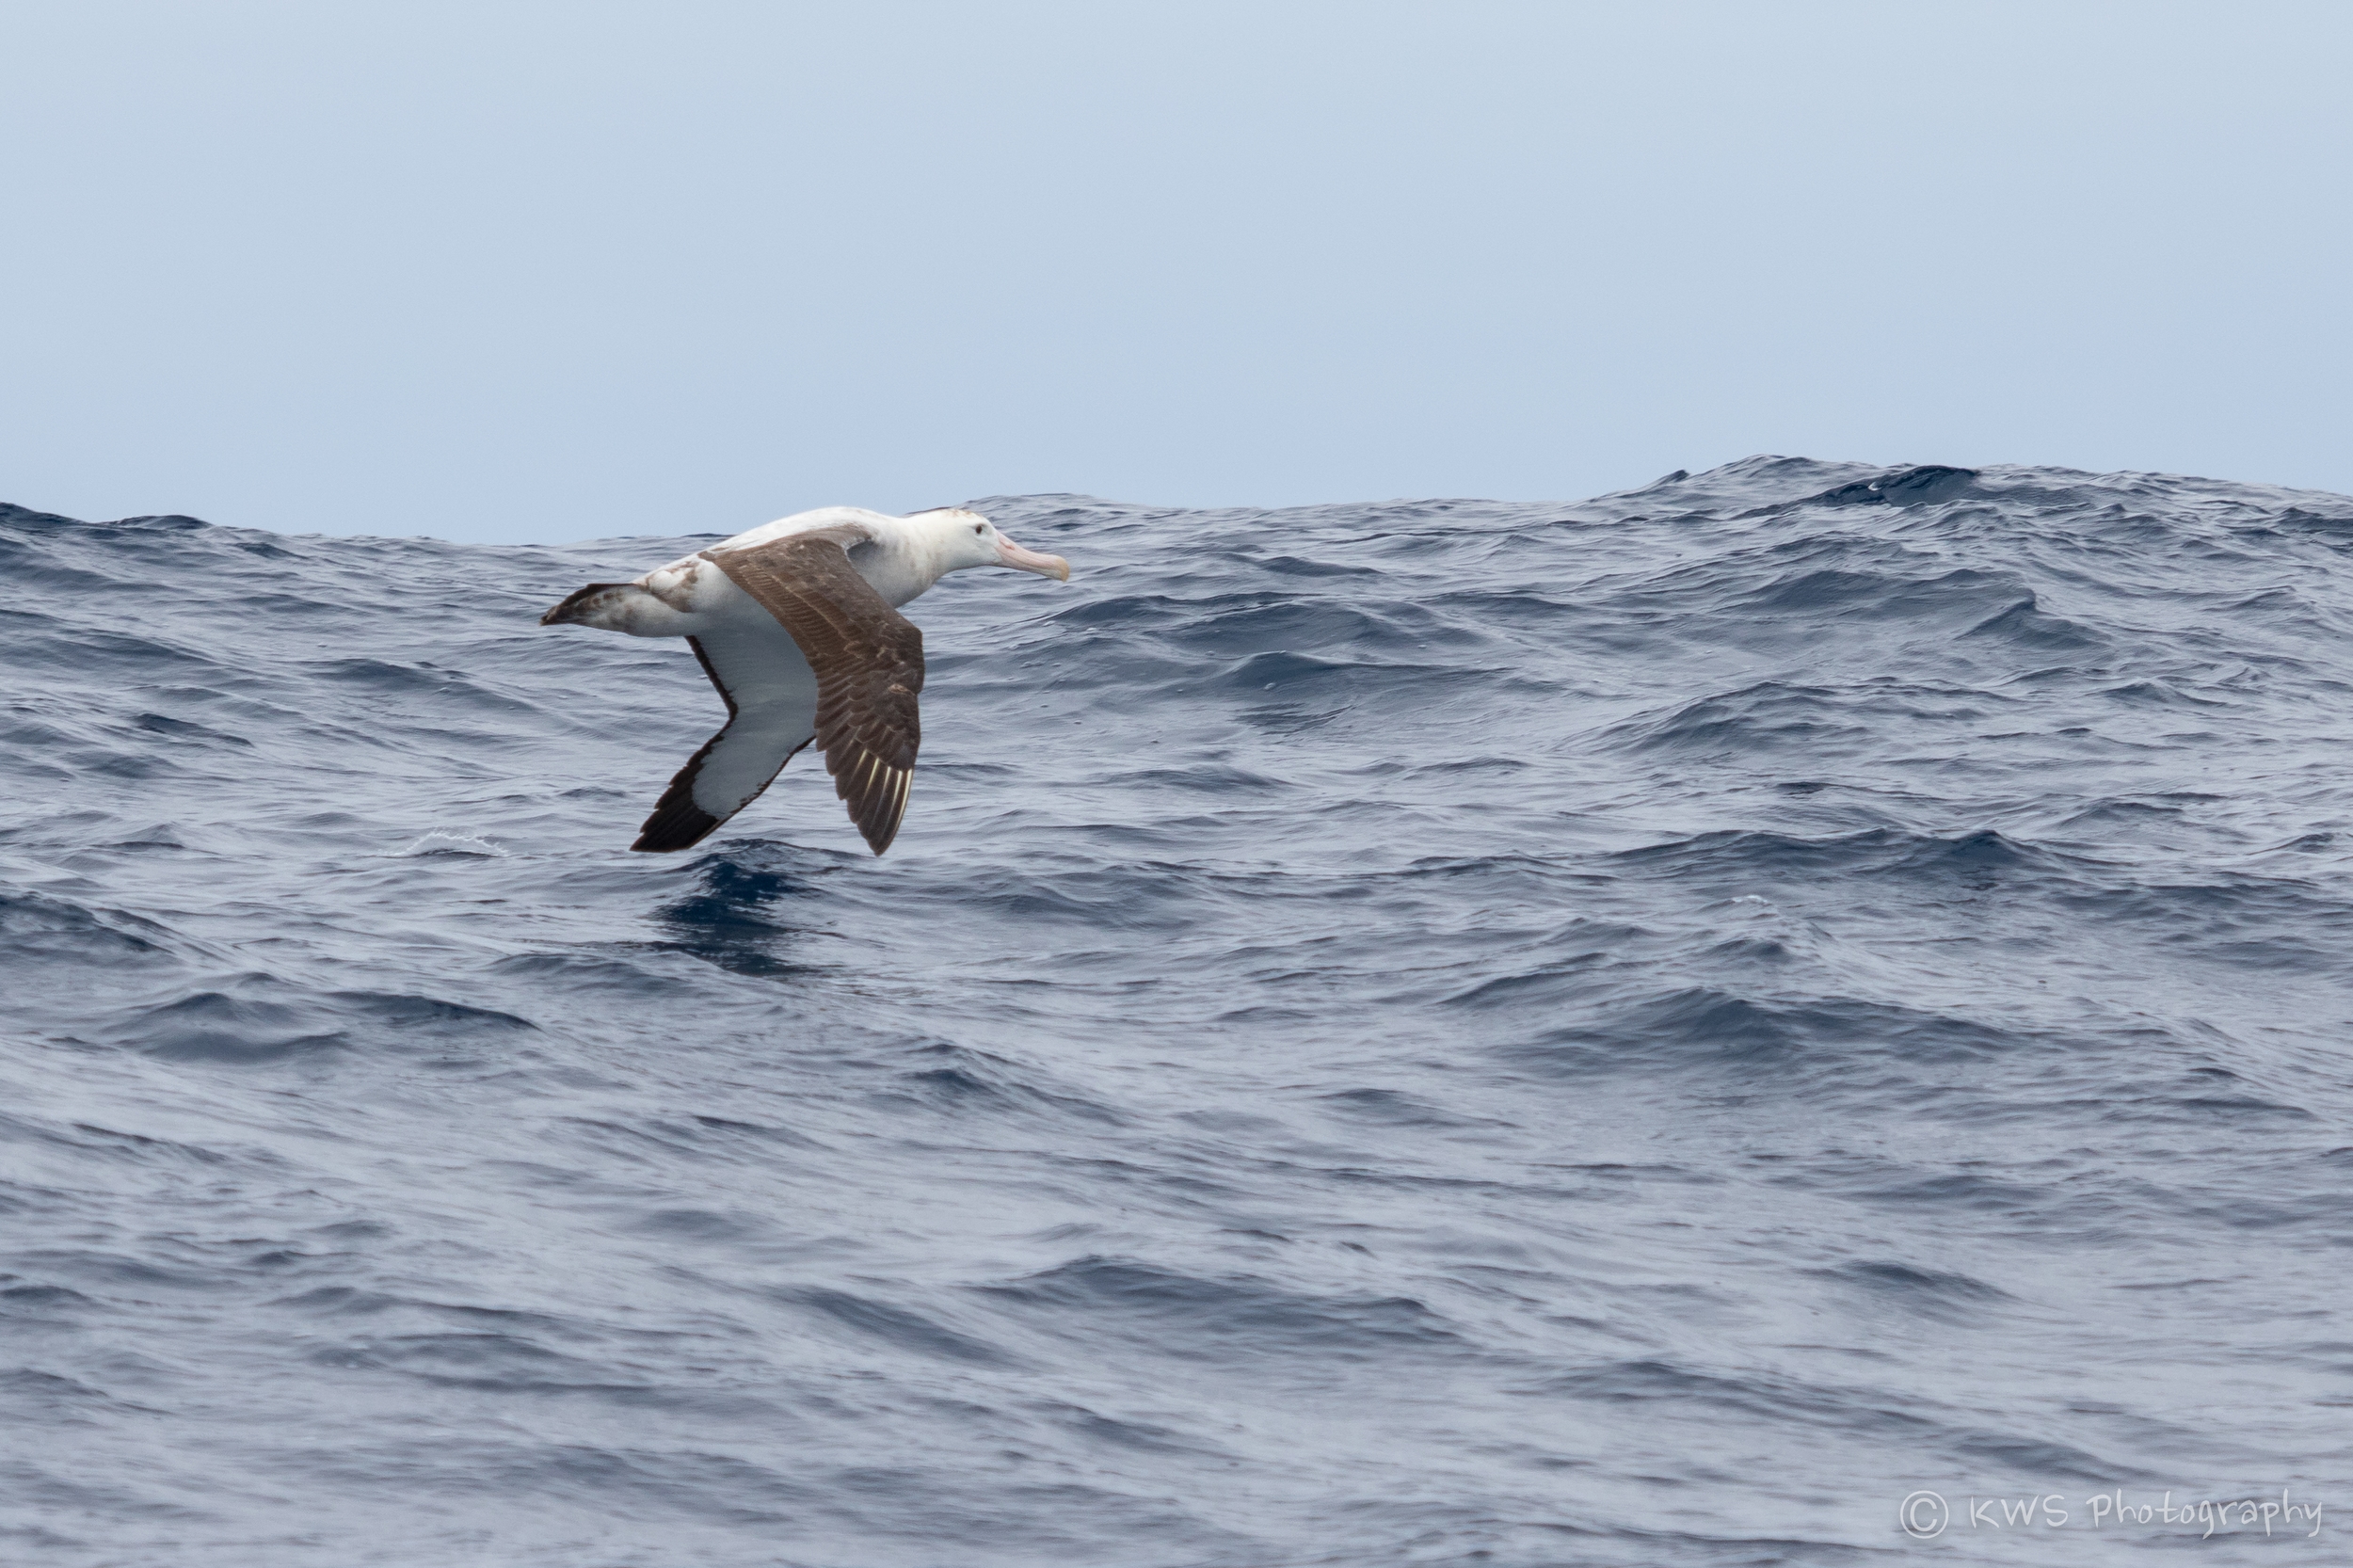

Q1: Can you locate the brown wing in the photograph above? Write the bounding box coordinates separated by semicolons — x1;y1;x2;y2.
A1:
702;535;923;856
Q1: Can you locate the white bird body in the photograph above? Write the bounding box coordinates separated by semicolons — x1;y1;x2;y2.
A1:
595;507;974;636
541;505;1069;854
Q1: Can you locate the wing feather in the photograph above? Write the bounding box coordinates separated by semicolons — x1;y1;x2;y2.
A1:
703;535;924;856
631;633;814;852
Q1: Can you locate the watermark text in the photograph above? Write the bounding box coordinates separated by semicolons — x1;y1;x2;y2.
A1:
1898;1488;2321;1541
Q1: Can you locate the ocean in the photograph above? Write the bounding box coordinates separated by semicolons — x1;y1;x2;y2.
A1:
2;456;2346;1565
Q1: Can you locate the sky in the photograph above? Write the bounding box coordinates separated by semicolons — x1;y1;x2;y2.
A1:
3;1;2348;544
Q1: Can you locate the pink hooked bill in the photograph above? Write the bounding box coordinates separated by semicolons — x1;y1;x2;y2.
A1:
996;536;1071;581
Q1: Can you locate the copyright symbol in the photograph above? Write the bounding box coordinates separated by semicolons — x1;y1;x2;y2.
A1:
1900;1490;1949;1540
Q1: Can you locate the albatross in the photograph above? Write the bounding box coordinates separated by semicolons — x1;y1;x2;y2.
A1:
540;506;1070;856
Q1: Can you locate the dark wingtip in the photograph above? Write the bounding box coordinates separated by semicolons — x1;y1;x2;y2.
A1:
854;800;891;856
632;794;723;853
828;756;908;857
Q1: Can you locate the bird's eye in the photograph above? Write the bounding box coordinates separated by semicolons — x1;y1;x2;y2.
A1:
973;524;984;534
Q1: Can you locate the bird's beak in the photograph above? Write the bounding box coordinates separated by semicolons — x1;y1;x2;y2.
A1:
995;535;1071;581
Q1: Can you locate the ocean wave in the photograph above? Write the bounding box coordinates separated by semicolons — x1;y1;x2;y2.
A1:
5;459;2351;1564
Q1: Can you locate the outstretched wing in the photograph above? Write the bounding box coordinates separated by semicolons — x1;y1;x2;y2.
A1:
632;621;817;852
702;534;924;856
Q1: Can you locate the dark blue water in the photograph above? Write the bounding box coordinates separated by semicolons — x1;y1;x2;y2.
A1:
4;457;2348;1566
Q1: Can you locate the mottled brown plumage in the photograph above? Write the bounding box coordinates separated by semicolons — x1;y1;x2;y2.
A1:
704;535;924;856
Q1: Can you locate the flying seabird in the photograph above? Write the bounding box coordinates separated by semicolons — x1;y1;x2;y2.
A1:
540;506;1070;856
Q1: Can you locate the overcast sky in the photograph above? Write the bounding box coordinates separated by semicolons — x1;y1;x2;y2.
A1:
4;1;2347;543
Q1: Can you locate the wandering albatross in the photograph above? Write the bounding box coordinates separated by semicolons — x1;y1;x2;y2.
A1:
540;506;1070;856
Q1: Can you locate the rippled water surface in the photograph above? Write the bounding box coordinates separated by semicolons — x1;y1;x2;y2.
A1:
4;458;2350;1565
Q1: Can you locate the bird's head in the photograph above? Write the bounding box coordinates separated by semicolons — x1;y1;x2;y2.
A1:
913;507;1070;582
